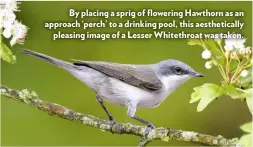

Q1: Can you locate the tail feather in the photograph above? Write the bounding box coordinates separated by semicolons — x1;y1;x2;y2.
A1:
21;49;77;71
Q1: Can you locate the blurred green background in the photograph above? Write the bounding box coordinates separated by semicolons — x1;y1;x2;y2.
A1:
1;1;252;146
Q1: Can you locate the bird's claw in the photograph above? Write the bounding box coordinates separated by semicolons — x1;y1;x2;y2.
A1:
109;116;116;134
144;123;155;138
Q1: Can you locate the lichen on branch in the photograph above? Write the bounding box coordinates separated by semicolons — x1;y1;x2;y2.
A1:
0;85;243;147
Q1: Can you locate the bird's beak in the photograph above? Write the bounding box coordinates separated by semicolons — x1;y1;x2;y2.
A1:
194;72;204;77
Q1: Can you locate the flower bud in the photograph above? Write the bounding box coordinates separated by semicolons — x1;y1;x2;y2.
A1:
2;28;12;38
240;69;249;77
245;47;252;54
205;61;212;69
239;48;246;55
201;49;211;59
230;52;237;59
224;44;234;51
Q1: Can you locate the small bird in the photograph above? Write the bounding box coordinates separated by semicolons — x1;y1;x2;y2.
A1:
21;49;204;136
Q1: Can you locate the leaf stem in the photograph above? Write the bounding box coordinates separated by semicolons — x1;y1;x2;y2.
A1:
218;42;225;55
200;38;208;49
225;55;231;83
0;27;2;49
218;65;227;81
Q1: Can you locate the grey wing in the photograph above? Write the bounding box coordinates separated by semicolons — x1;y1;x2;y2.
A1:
72;60;163;91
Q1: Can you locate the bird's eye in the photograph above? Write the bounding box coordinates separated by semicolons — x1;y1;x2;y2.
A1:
174;67;183;75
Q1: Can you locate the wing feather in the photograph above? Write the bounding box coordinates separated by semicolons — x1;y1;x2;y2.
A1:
72;60;163;91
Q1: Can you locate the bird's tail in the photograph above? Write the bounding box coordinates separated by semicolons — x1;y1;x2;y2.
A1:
21;49;77;72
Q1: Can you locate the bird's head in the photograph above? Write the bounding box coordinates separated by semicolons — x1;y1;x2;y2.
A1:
156;59;204;89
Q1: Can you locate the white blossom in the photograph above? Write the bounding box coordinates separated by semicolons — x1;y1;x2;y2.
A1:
224;38;246;51
240;69;249;77
205;61;212;69
201;49;211;59
0;0;28;46
10;21;28;46
1;10;16;29
4;0;19;11
0;9;4;28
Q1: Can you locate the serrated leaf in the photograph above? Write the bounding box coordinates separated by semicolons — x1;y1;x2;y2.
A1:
223;84;250;99
197;96;216;112
187;39;203;47
190;83;225;112
240;122;252;133
190;87;202;103
240;134;252;146
0;42;16;64
240;122;252;146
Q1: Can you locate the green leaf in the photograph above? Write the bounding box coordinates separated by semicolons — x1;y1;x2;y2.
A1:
230;59;240;72
240;122;252;133
197;96;215;112
239;122;252;146
240;74;252;86
190;87;202;103
187;39;203;47
190;83;225;112
223;84;251;99
240;134;252;146
246;96;252;114
0;42;16;64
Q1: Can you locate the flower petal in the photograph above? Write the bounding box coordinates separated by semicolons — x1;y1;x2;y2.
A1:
12;21;28;42
2;10;16;29
224;44;234;51
2;28;12;38
5;0;19;11
10;36;18;46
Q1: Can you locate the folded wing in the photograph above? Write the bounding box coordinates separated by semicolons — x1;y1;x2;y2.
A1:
72;60;163;91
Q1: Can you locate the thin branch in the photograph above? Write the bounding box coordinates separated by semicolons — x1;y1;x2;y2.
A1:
0;85;243;147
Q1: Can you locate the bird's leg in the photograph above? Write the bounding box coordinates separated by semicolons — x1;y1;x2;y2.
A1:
95;94;116;132
132;116;155;137
127;102;154;137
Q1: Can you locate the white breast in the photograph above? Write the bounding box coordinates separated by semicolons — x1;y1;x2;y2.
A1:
98;77;171;108
138;75;192;108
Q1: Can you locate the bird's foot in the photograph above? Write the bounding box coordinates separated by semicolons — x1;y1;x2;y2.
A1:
144;122;155;138
109;116;116;134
